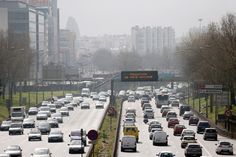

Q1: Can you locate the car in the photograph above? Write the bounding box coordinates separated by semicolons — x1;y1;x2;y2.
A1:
69;101;78;107
181;135;197;148
160;105;170;113
0;120;12;131
126;108;136;116
185;143;202;157
152;130;168;146
148;123;162;132
92;95;99;101
120;135;137;152
36;111;48;120
141;97;149;106
125;113;136;121
99;96;107;102
69;130;87;146
162;109;171;117
0;154;10;157
215;141;234;155
197;121;210;133
183;111;194;120
149;128;162;140
167;118;179;128
59;107;69;116
38;121;51;134
179;105;191;116
156;151;175;157
28;128;42;141
80;102;90;109
90;92;98;98
31;148;52;157
173;124;186;136
95;101;104;109
65;104;74;111
39;106;51;117
181;129;196;139
4;145;22;157
41;101;50;106
23;118;35;128
28;107;38;115
9;122;23;135
128;95;135;102
203;128;217;141
143;108;154;119
171;100;179;107
68;140;85;154
188;116;199;125
148;121;161;128
54;101;64;109
166;111;177;121
47;104;56;113
142;103;152;110
47;118;59;128
48;130;63;142
51;113;63;123
124;117;135;124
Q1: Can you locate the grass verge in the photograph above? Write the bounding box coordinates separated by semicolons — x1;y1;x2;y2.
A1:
91;99;121;157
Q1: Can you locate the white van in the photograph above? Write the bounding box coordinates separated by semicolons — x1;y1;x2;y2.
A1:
152;131;169;146
81;88;90;97
120;135;137;152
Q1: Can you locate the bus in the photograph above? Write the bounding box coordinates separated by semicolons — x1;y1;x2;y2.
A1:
155;94;169;108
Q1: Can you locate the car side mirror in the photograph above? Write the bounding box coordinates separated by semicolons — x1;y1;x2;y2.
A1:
215;143;217;146
67;144;70;146
69;135;70;137
167;135;169;137
119;140;121;142
156;154;160;156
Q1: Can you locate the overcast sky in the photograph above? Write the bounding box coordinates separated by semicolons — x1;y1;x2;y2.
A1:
58;0;236;38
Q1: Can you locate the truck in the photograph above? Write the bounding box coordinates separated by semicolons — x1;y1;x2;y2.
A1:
10;106;26;122
81;88;90;97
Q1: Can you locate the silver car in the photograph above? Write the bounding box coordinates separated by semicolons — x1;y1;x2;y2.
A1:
59;107;69;116
31;148;52;157
9;123;23;135
68;140;85;154
36;111;48;120
81;102;90;109
51;113;63;123
4;145;22;157
48;130;63;142
216;141;233;155
28;128;42;141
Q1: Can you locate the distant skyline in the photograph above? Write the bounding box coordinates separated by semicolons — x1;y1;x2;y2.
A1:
58;0;236;38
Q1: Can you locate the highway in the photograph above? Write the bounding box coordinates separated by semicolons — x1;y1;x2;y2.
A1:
117;99;236;157
0;98;109;157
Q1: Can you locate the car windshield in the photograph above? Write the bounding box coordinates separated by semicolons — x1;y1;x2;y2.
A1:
7;145;20;150
206;129;216;133
184;136;195;140
30;130;40;134
71;131;85;136
11;112;23;117
160;153;174;157
188;145;200;148
220;142;230;146
34;149;49;155
157;95;169;100
199;122;210;127
11;123;22;128
50;131;62;135
71;140;82;145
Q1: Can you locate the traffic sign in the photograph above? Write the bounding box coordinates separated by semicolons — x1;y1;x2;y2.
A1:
205;84;223;89
225;110;232;117
87;129;98;141
198;89;222;94
121;71;158;82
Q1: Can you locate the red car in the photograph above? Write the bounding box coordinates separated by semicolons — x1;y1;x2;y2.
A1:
168;118;179;128
173;124;186;136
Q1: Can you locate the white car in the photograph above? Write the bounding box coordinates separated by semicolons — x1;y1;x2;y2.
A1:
4;145;22;157
181;129;196;139
36;111;48;120
81;102;90;109
51;113;63;123
99;96;107;102
48;130;63;142
95;101;104;109
120;135;137;152
28;107;38;115
152;130;169;146
31;148;52;157
28;128;42;141
144;108;154;119
59;107;69;116
216;141;233;155
157;151;175;157
123;117;135;124
125;113;136;122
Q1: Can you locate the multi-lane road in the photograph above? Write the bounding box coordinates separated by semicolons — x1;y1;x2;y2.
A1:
0;98;109;157
118;99;236;157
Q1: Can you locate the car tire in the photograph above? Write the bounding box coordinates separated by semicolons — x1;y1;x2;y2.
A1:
39;138;42;141
28;138;31;141
121;147;124;152
153;142;156;146
133;147;137;152
166;142;168;146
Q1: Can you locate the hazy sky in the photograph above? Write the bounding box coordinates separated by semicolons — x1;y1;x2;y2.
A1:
58;0;236;37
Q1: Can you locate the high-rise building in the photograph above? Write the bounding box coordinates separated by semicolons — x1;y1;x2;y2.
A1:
28;0;59;64
66;17;80;48
0;0;46;81
131;26;175;55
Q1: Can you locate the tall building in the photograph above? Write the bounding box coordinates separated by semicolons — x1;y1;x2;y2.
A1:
0;0;46;81
66;17;80;48
131;26;176;55
28;0;60;65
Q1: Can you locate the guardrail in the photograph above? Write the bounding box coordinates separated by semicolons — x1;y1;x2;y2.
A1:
112;99;124;157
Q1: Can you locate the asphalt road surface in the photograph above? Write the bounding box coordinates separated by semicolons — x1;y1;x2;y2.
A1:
117;99;236;157
0;98;109;157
